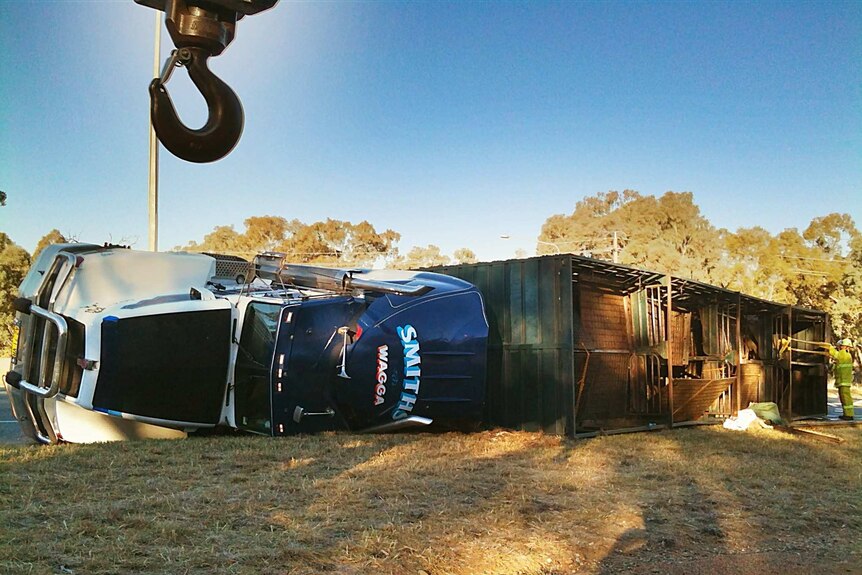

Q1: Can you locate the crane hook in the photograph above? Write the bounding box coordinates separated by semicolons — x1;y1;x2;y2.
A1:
149;47;244;163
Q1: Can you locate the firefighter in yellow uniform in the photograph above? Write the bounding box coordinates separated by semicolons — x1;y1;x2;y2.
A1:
828;338;856;421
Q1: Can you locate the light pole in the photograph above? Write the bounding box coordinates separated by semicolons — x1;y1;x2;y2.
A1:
537;239;561;254
148;11;161;252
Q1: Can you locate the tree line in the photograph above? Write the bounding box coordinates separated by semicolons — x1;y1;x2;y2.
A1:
0;230;67;355
538;190;861;340
1;190;859;354
178;216;478;269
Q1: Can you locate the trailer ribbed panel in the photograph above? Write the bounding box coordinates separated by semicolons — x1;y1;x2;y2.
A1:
434;257;574;435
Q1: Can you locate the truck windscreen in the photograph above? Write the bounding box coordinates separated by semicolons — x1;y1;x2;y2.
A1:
234;302;282;433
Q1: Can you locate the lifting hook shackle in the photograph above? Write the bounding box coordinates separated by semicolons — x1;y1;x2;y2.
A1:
135;0;278;162
149;47;244;163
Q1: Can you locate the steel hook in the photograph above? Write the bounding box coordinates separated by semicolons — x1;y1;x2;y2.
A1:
149;47;244;163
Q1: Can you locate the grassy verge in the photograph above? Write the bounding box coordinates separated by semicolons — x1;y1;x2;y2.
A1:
2;426;860;575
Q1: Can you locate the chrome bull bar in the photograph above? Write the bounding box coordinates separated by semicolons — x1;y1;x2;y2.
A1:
16;252;76;399
18;305;69;399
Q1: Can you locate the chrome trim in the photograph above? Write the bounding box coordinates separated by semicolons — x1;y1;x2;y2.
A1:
255;257;433;297
18;252;76;401
26;396;56;444
47;253;78;309
360;415;433;433
19;305;68;399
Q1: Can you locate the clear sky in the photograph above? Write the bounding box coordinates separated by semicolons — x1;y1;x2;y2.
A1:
1;1;860;262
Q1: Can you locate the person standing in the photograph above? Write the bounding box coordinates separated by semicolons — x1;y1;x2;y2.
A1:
828;338;856;421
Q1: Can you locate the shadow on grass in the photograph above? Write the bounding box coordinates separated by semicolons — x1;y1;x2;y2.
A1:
593;425;862;574
1;426;860;575
0;431;422;575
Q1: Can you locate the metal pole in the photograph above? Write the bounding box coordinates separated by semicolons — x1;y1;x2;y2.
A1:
568;258;578;438
147;11;161;252
736;293;742;415
666;275;674;429
537;240;561;254
788;306;793;421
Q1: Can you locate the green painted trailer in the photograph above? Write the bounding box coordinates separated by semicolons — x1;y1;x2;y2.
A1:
436;256;575;435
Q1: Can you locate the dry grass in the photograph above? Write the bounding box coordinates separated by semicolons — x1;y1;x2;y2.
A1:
1;425;861;575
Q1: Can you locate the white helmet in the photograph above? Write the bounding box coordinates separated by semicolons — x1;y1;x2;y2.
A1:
838;338;853;347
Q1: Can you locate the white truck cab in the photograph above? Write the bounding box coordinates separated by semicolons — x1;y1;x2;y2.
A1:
5;244;488;443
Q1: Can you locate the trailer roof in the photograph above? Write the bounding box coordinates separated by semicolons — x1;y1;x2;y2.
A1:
561;254;824;317
568;254;664;294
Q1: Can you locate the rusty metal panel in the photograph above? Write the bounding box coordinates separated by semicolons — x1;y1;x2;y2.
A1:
573;281;666;430
631;289;649;348
698;305;735;359
576;283;629;349
740;362;766;406
575;351;630;425
673;378;735;422
670;311;690;366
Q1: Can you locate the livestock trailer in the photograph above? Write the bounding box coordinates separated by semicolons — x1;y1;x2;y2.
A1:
433;255;830;437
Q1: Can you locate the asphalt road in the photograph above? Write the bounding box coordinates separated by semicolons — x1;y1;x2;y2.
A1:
0;357;32;446
0;386;32;446
826;385;862;420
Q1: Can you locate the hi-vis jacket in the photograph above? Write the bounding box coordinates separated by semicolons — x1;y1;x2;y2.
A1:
828;347;854;386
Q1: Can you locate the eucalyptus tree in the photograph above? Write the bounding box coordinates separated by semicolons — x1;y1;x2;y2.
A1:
0;233;30;354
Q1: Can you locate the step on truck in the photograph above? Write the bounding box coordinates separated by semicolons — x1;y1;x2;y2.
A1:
4;244;488;443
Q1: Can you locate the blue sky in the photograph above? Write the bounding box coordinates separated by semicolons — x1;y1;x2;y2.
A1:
1;1;860;262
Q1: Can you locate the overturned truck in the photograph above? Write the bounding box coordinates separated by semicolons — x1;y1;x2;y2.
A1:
5;244;488;443
5;247;832;444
